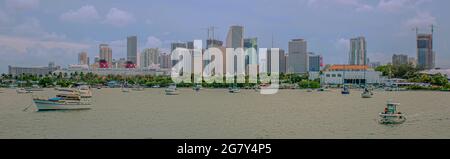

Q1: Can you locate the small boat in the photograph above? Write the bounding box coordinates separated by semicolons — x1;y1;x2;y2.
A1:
165;84;179;95
193;84;201;91
378;102;406;124
17;88;32;94
228;85;240;93
121;82;130;92
341;86;350;94
33;91;91;111
306;88;313;92
361;87;373;98
77;85;93;98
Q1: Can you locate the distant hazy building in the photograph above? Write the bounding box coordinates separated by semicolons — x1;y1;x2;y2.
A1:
408;57;417;67
309;52;322;72
392;54;408;66
287;39;308;74
78;52;89;65
369;61;381;68
99;44;112;68
127;36;138;65
8;62;60;76
417;34;434;70
244;38;258;74
226;25;244;49
140;48;160;68
349;37;367;65
206;39;223;49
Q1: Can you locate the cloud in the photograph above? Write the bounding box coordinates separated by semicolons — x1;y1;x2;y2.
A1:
60;5;100;23
5;0;39;10
0;9;11;25
103;8;135;27
404;11;436;29
0;35;89;54
145;36;162;48
12;18;66;40
377;0;432;12
307;0;373;12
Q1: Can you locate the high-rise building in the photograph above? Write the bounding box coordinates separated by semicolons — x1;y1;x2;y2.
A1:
349;37;367;65
267;48;286;73
244;38;258;74
392;54;408;66
309;52;322;72
417;34;434;70
140;48;160;68
99;44;112;68
160;53;172;69
287;39;308;74
226;25;244;49
127;36;138;65
78;52;88;65
170;42;187;67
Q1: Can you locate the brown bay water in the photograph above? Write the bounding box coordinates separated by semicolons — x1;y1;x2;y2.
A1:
0;88;449;139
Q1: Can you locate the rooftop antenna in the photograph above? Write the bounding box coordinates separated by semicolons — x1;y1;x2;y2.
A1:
271;33;274;48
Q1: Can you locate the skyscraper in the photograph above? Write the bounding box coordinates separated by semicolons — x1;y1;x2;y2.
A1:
309;52;322;72
127;36;138;65
140;48;160;68
99;44;112;68
78;52;88;65
244;38;258;74
160;53;172;69
349;37;367;65
267;48;286;73
206;39;223;49
392;54;408;66
417;34;434;70
226;25;244;49
171;42;187;67
287;39;308;74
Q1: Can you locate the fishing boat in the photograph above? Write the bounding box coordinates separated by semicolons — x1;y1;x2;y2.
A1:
361;87;373;98
33;91;91;111
379;102;406;124
16;88;32;94
341;86;350;94
165;84;179;95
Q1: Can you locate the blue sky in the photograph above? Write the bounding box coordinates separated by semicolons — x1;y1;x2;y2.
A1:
1;0;449;73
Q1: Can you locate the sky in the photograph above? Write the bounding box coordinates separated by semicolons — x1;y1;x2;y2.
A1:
0;0;449;73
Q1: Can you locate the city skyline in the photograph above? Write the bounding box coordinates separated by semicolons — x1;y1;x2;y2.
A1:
1;0;450;73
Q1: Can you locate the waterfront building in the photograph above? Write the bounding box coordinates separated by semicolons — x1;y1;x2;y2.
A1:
78;52;89;65
244;38;258;74
99;44;112;68
417;33;434;70
266;48;286;74
8;62;60;76
349;37;367;65
287;39;308;74
226;25;244;49
206;39;223;49
127;36;138;65
53;67;169;77
369;61;381;68
392;54;408;66
159;53;172;69
309;65;383;85
308;52;322;72
171;42;187;67
140;48;160;68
